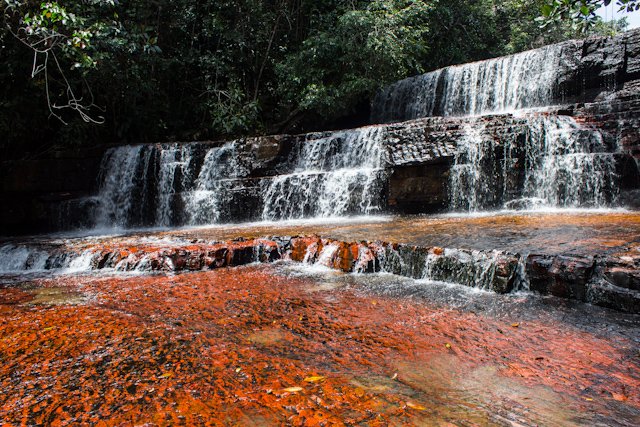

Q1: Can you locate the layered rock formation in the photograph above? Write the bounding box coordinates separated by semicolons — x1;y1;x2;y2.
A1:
2;235;638;312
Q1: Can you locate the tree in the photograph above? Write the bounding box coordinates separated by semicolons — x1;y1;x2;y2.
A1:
275;0;432;132
540;0;638;30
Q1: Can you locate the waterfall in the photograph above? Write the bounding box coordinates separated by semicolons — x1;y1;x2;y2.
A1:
372;43;564;123
519;116;618;208
91;127;388;228
185;142;249;225
449;115;619;211
95;145;155;228
0;245;49;272
95;144;198;228
261;127;387;220
78;35;629;230
449;122;500;211
155;144;196;226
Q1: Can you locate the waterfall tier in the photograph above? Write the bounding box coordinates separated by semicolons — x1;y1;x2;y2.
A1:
81;110;633;229
92;127;388;228
449;115;619;212
372;43;564;122
372;30;640;124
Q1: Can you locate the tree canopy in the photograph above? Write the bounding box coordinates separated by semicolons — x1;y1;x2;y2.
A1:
0;0;633;158
541;0;637;30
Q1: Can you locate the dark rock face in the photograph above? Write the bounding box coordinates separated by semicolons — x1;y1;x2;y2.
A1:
526;254;595;300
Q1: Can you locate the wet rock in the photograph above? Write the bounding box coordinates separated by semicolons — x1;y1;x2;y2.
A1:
587;278;640;314
287;237;322;263
229;245;258;266
422;249;519;293
255;241;281;263
209;248;229;268
354;245;377;273
526;255;595;300
600;255;640;292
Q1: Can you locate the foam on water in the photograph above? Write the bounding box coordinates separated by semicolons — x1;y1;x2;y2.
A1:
261;127;387;220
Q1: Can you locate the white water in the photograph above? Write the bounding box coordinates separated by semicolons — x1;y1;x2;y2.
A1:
518;116;618;209
372;43;565;122
156;144;196;226
90;127;388;228
0;245;49;273
449;123;492;211
0;244;95;275
186;142;249;225
95;145;153;228
449;115;619;212
422;248;502;290
261;127;387;220
81;37;626;230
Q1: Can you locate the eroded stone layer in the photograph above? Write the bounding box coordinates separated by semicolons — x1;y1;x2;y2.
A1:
2;222;639;312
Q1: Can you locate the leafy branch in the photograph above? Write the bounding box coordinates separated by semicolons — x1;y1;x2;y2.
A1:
2;0;111;124
540;0;639;31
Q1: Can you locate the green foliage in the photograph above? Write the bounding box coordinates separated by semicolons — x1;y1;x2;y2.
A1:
276;0;432;128
540;0;638;31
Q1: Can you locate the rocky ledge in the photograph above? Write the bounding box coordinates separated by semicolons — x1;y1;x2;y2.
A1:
2;235;638;313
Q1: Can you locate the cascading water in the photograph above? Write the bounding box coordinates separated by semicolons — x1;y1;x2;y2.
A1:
449;123;498;211
155;144;196;226
95;144;198;228
261;127;387;220
78;34;632;230
519;115;618;208
185;142;249;225
372;43;565;123
91;127;388;228
95;145;155;228
0;245;49;273
449;115;619;212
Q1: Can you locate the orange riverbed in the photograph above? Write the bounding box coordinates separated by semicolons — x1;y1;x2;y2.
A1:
1;262;638;425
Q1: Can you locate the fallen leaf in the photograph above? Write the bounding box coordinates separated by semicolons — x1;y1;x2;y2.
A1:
283;387;303;393
304;375;326;383
612;393;628;402
158;373;172;379
406;402;427;410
